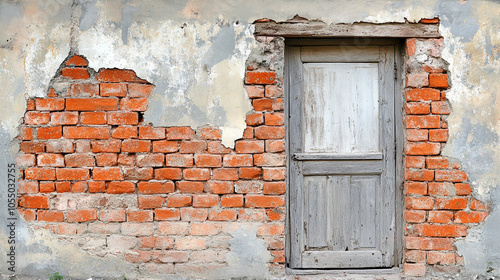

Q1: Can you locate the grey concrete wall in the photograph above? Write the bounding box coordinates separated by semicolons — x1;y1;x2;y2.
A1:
1;0;500;279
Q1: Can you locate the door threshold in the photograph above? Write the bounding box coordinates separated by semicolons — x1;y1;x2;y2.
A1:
286;267;403;276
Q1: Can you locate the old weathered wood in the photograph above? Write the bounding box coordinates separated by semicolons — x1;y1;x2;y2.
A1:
255;22;440;38
293;153;383;160
287;44;397;269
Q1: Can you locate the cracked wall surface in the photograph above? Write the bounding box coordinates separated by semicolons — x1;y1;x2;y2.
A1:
1;0;500;279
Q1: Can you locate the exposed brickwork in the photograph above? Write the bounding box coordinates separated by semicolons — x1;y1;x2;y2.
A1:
17;54;285;275
403;38;488;277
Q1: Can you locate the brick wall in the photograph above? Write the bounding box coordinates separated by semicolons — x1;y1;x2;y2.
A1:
16;35;489;278
17;54;285;276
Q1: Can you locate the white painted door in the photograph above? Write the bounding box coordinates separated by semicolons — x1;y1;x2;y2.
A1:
287;45;396;268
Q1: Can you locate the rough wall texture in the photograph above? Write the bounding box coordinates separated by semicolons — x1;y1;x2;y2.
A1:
2;0;500;279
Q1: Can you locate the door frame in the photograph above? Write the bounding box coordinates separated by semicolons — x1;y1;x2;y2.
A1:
284;38;405;270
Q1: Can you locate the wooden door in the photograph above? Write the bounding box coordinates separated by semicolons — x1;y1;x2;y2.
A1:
287;45;396;269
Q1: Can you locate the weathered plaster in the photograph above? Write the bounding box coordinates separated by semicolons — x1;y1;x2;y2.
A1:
2;0;500;278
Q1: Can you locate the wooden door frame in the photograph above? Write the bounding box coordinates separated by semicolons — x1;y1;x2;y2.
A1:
284;38;405;270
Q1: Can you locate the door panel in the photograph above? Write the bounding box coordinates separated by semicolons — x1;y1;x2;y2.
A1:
288;45;396;269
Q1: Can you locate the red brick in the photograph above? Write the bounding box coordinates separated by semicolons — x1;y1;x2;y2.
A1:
46;139;73;153
122;139;151;153
66;98;118;111
18;127;33;140
123;167;153;180
266;140;285;153
56;181;71;193
167;127;194;140
128;83;154;98
431;101;451;114
176;181;204;193
89;181;106;193
213;168;238;180
267;208;285;221
100;209;126;222
198;127;221;140
67;209;97;222
404;263;425;277
39;182;55;193
263;182;285;195
37;154;64;167
208;141;232;154
235;181;262;193
19;209;37;221
428;182;453;196
64;126;110;139
95;153;118;166
183;168;210;181
426;157;449;169
18;181;38;194
455;211;488;223
239;167;262;179
107;112;138;125
435;170;467;182
455;183;472;196
254;153;286;166
180;208;208;222
273;98;284;110
246;85;265;98
62;68;90;79
26;99;35;110
24;112;50;125
245;195;285;208
124;250;152;263
207;181;233;194
405;142;440;156
155;208;180;221
166;195;192;207
253;99;273;111
405;237;454;250
238;208;266;221
71;181;87;192
406;88;441;101
50;112;78;125
406;210;426;223
154;168;182;180
97;69;146;83
66;55;88;66
19;195;49;209
138;181;174;194
246;112;264;126
189;223;221;235
406;102;431;115
69;83;99;97
257;224;284;235
407;129;428;142
152;140;179;153
24;168;55;180
193;194;219;207
80;112;106;125
265;85;282;98
406;156;426;168
17;154;36;167
427;252;455;265
406;250;427;263
415;224;467;237
428;211;453;223
65;154;95;167
118;154;135;166
405;115;441;129
406;73;429;88
36;98;65;111
165;154;193;167
209;209;236;221
38;210;64;222
75;140;91;152
223;154;253;167
471;199;488;210
93;167;123;180
429;129;448;142
254;126;285;139
37;126;62;140
138;196;165;209
235;140;264;154
57;223;86;234
120;98;148;111
263;168;285;181
194;154;222;167
56;168;90;180
406;197;435;210
405;181;427;195
407;39;417;57
221;195;243;207
136;154;164;167
92;139;121;153
437;197;468;210
245;72;276;84
264;112;284;126
180;141;207;154
138;127;165;140
104;127;132;140
100;83;127;97
429;74;448;88
127;210;153;222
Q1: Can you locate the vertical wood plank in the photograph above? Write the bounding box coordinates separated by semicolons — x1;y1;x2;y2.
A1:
305;176;329;249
